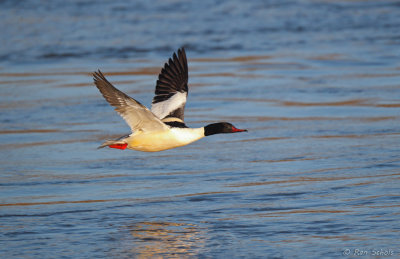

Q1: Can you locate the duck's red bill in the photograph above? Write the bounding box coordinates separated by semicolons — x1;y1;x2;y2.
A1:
232;126;247;133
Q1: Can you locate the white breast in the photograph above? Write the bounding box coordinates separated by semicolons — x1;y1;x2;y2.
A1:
170;127;205;145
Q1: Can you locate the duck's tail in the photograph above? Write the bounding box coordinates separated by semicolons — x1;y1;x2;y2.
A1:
98;134;130;150
98;140;128;150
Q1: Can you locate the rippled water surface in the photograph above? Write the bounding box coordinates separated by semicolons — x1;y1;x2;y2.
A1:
1;0;400;258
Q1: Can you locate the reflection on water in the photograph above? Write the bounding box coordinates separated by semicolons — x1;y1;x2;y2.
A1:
128;221;205;258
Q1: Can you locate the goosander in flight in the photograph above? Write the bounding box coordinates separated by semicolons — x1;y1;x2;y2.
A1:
93;48;246;152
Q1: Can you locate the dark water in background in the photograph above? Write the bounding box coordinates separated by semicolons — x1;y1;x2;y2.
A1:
1;0;400;258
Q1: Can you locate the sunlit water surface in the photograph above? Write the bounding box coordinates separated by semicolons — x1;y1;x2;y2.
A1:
1;0;400;258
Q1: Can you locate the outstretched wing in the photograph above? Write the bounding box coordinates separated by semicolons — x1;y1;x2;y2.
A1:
151;48;188;121
93;70;169;133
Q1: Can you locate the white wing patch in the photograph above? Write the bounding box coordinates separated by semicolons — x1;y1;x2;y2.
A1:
151;92;187;119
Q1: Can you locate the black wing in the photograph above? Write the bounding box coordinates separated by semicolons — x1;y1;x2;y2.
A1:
151;48;188;121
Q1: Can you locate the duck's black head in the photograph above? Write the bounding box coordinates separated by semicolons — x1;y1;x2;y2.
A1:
204;122;247;136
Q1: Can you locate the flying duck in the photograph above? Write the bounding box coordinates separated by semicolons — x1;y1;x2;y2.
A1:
93;48;247;152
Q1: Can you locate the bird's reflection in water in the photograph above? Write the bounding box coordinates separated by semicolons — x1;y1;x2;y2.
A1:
128;221;206;258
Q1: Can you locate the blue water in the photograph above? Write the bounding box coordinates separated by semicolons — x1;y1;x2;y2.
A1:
1;0;400;258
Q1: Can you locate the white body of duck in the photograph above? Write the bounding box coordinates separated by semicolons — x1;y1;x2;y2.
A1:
124;127;204;152
94;48;246;152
